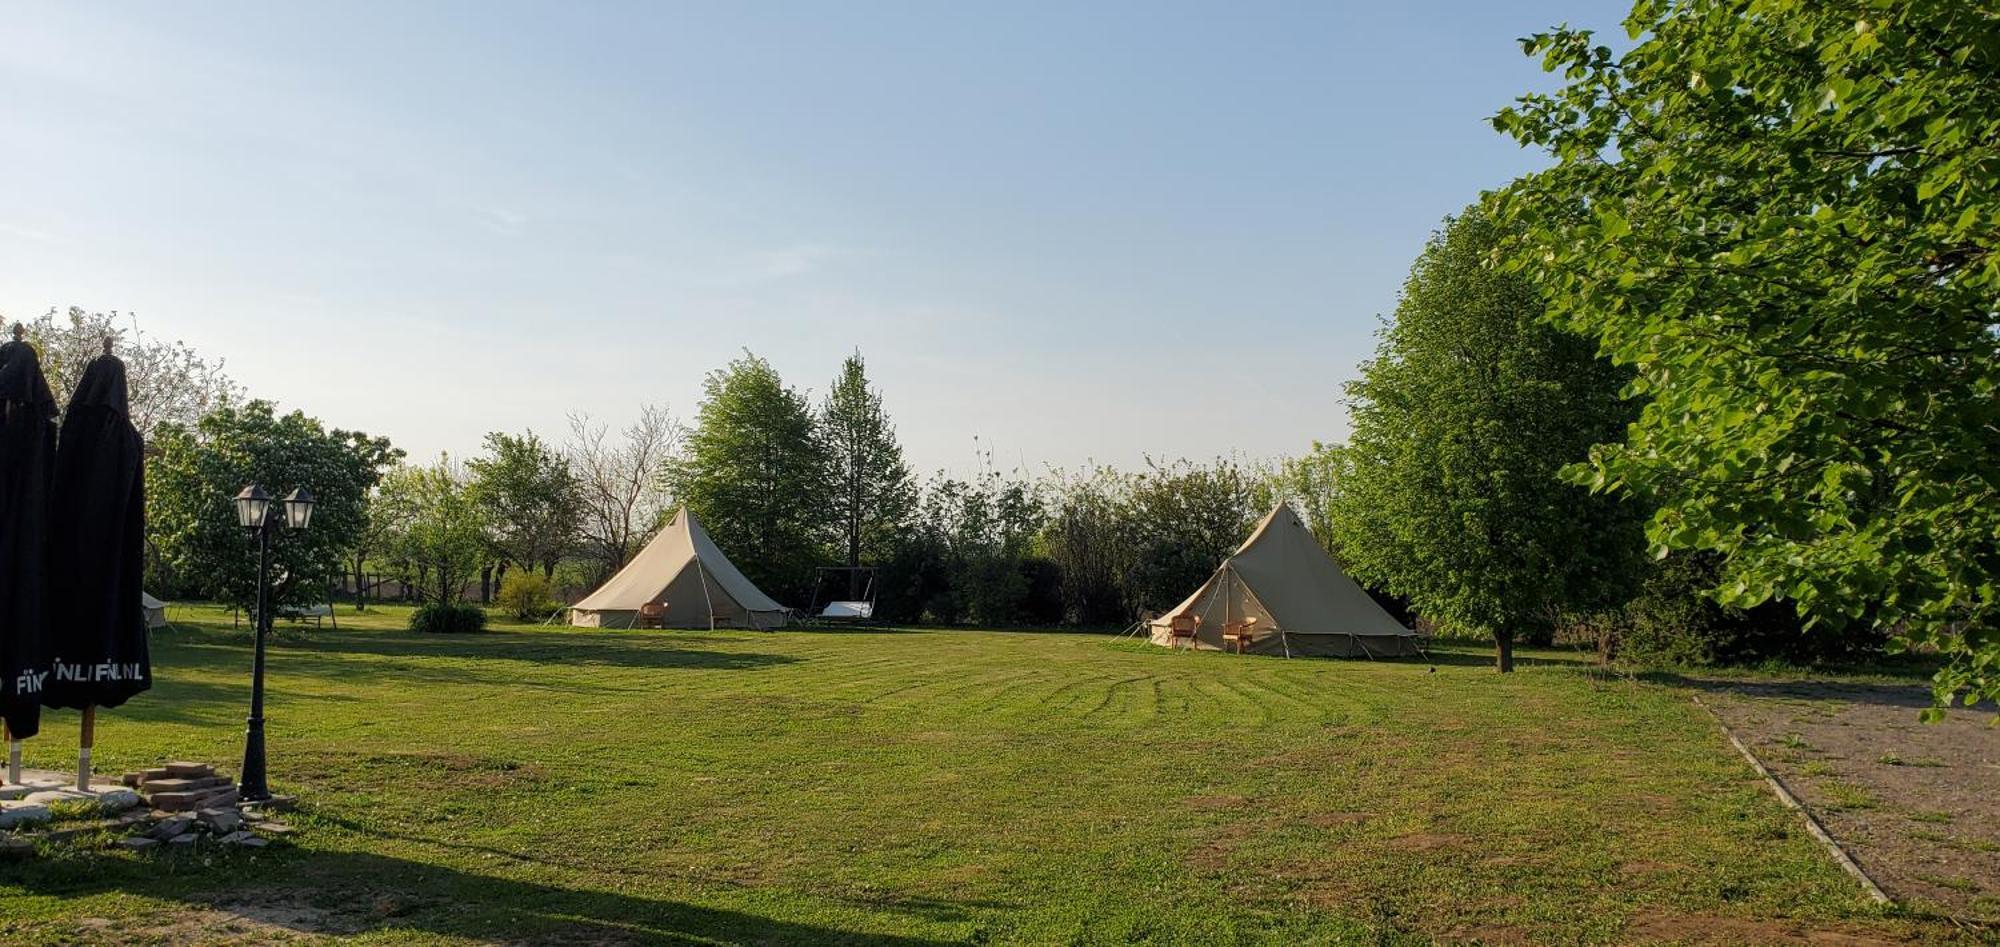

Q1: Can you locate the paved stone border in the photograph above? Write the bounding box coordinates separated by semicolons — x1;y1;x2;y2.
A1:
1692;694;1892;905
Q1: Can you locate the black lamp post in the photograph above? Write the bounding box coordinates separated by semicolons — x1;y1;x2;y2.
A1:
234;483;313;801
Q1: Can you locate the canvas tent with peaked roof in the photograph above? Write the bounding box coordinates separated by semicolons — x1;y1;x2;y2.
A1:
1148;503;1418;658
570;508;789;630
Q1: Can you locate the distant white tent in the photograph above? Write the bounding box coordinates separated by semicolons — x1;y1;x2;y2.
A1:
569;508;789;630
1148;503;1418;658
142;592;168;630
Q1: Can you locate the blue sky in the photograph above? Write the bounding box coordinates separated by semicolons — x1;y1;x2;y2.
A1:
0;1;1625;476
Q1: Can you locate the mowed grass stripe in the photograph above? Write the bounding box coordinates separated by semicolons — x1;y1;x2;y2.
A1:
0;605;1966;945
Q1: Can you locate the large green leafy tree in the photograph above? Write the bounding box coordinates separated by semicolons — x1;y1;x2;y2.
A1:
664;352;831;602
820;352;914;598
1495;1;2000;711
1329;209;1644;671
376;459;490;604
148;401;401;613
469;431;583;578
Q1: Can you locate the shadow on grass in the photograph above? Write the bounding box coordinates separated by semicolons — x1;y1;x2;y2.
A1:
4;847;967;945
1629;672;1972;710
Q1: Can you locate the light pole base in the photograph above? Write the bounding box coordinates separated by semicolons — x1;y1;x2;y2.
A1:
240;716;270;802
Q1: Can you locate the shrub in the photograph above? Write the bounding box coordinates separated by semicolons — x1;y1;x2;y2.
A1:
496;571;560;622
410;601;488;634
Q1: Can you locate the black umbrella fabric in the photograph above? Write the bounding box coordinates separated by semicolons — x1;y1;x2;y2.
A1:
43;350;149;711
0;336;58;741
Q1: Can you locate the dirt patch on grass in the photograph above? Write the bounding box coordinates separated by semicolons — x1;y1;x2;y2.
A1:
1699;680;2000;921
1183;793;1251;809
1625;912;1915;945
1385;831;1469;852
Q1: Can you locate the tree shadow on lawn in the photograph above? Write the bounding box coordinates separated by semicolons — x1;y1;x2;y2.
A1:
158;625;803;676
1633;672;1991;712
5;848;967;946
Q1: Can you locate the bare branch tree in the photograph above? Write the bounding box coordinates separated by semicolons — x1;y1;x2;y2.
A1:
566;404;682;584
5;307;243;440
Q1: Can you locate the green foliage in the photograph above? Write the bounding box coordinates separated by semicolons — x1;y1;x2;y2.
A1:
664;352;832;602
1034;459;1269;626
1495;0;2000;712
468;431;584;576
821;352;915;579
1038;466;1138;625
1125;459;1263;614
408;601;488;634
373;459;490;604
1615;553;1881;668
1264;442;1346;552
146;400;401;611
1328;208;1645;669
495;570;561;622
877;467;1045;625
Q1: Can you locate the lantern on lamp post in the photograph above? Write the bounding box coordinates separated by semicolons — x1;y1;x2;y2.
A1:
233;483;313;801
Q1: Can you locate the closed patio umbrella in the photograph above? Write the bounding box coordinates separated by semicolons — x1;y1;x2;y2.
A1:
0;327;58;781
43;342;150;787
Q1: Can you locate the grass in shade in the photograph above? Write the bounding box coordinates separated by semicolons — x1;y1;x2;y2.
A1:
0;605;1974;944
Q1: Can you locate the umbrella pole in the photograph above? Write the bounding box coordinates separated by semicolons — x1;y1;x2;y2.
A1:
77;706;95;791
3;720;18;786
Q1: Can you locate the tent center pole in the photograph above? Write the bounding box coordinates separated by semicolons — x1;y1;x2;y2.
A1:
695;558;716;631
3;720;18;785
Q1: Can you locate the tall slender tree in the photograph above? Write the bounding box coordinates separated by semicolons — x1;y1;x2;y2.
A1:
1329;208;1643;671
664;352;831;601
820;352;914;599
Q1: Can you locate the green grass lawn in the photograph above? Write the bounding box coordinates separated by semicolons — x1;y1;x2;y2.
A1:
0;606;1976;945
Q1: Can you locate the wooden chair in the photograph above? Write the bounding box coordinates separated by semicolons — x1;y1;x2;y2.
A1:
637;601;666;629
1168;614;1201;650
1222;617;1259;655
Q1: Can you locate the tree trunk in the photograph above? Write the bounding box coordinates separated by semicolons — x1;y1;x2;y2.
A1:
353;552;368;612
1494;629;1515;673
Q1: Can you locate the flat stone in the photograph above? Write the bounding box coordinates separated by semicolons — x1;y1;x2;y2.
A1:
116;836;160;851
166;832;199;848
197;808;243;834
248;794;299;813
0;836;31;858
0;785;26;801
151;784;238;812
120;772;145;788
93;788;141;813
163;762;214;778
141;775;230;794
250;820;294;835
234;835;269;848
23;790;88;806
148;815;195;840
0;802;50;828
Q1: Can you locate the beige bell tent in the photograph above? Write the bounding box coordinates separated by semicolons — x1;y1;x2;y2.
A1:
142;592;168;630
569;508;789;630
1148;503;1418;658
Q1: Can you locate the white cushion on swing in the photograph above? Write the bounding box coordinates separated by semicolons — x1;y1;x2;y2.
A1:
820;601;873;619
